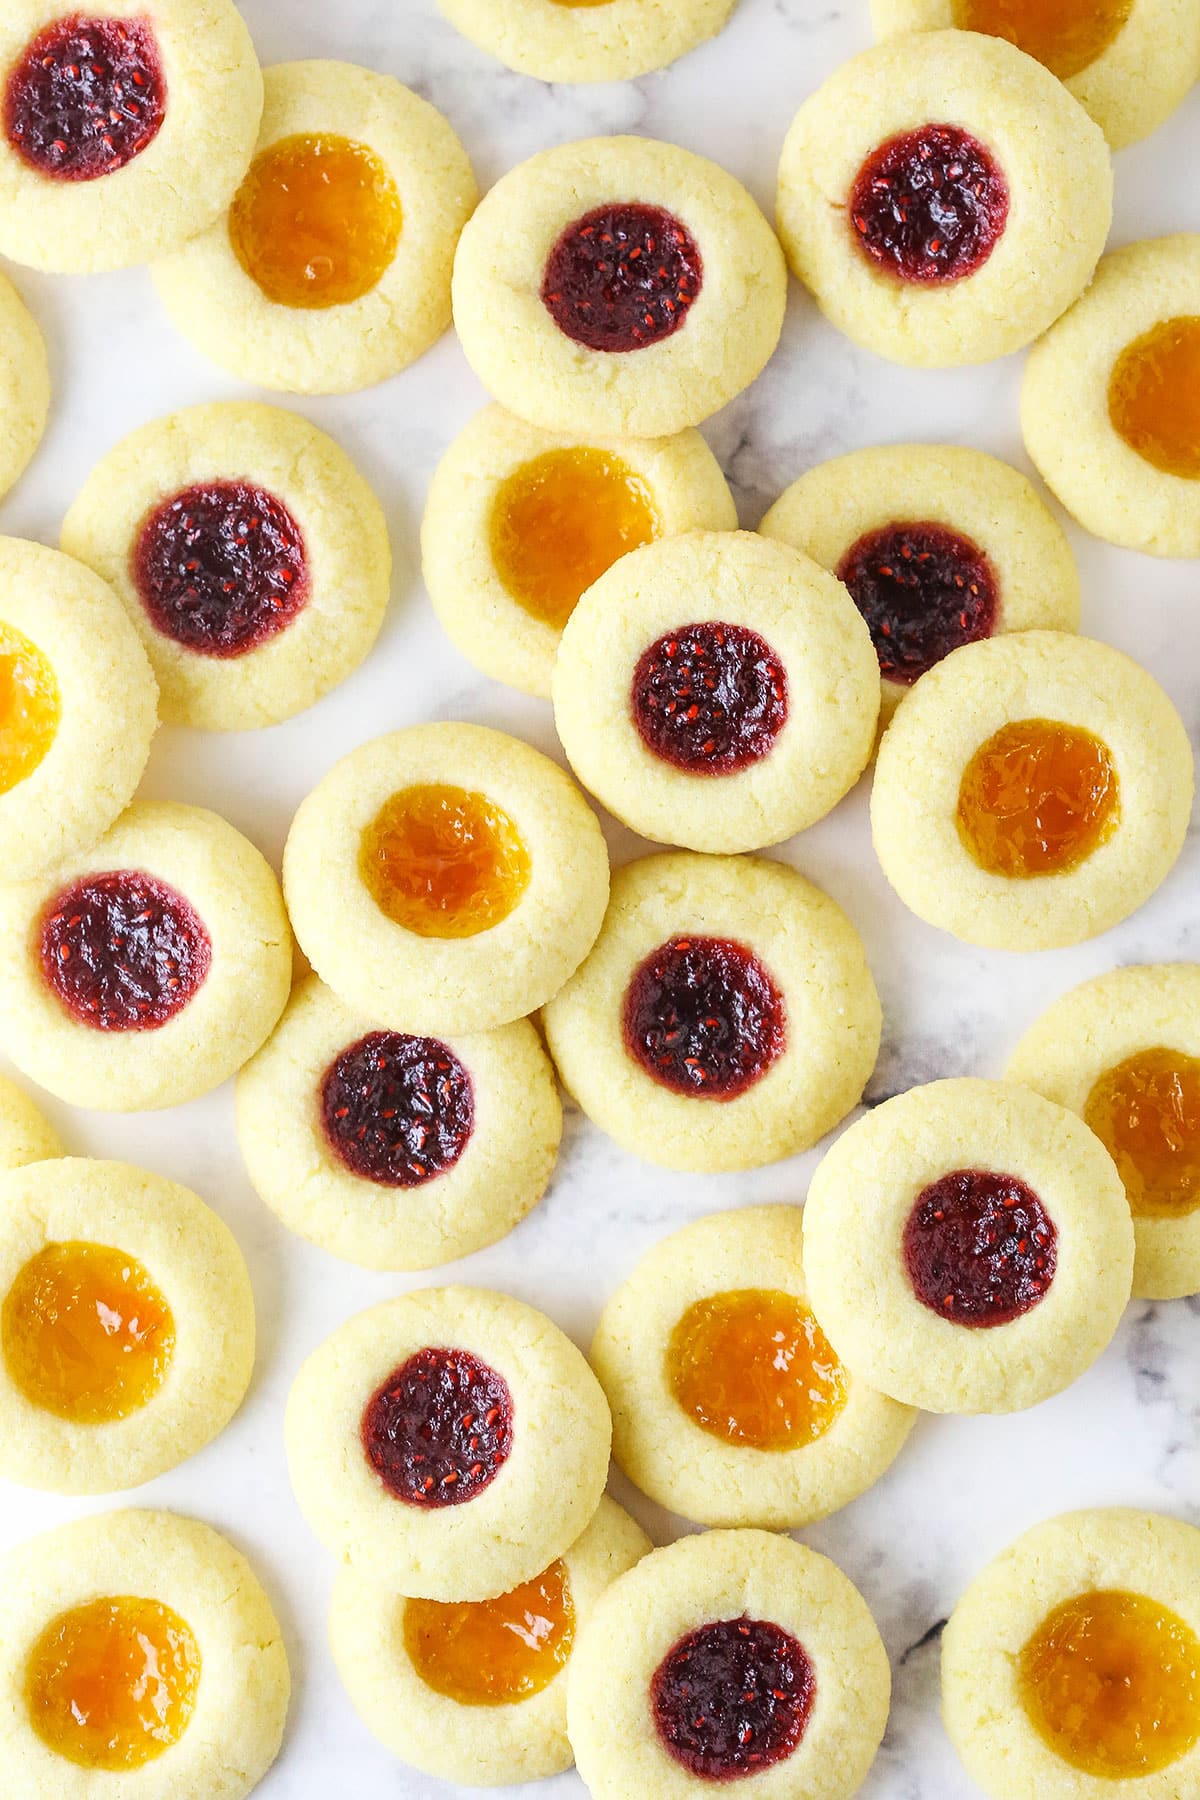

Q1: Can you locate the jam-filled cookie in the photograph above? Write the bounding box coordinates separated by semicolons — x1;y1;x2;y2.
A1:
803;1078;1134;1414
760;445;1080;720
422;404;736;699
0;1079;59;1171
567;1529;890;1800
285;1286;611;1599
871;631;1193;949
0;1508;289;1800
438;0;738;83
0;800;292;1111
776;32;1112;367
283;722;609;1035
0;1157;253;1493
154;60;477;393
542;851;881;1173
452;135;787;437
1023;236;1200;559
0;0;262;273
944;1509;1200;1798
553;531;879;853
330;1496;650;1785
62;401;391;730
0;274;47;500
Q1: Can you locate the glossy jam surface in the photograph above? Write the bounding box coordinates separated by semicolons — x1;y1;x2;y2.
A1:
5;16;165;182
954;0;1131;77
631;623;789;775
320;1031;474;1188
404;1561;575;1705
1108;318;1200;481
1020;1590;1200;1778
361;1347;513;1507
0;623;61;794
850;125;1009;285
541;203;703;353
1084;1048;1200;1220
489;448;660;631
39;871;212;1032
903;1168;1058;1327
133;481;309;658
26;1597;200;1770
623;936;786;1101
666;1288;848;1452
652;1617;815;1781
229;132;403;310
956;719;1119;879
359;784;532;940
836;521;998;685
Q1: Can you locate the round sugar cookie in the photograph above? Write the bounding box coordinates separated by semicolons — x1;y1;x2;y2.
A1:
153;60;477;394
0;1508;289;1799
0;0;263;273
542;851;881;1174
0;800;292;1112
759;445;1080;720
871;631;1193;950
285;1286;612;1600
802;1078;1134;1414
62;401;391;731
452;135;787;437
0;1079;59;1170
330;1496;650;1786
776;32;1112;367
943;1509;1200;1799
438;0;738;83
553;531;879;853
566;1529;890;1799
0;275;47;500
421;403;736;699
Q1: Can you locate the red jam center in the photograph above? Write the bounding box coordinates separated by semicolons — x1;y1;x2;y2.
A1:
651;1617;815;1781
361;1347;513;1507
903;1168;1058;1327
849;125;1009;285
623;936;786;1101
541;203;703;354
319;1032;474;1189
132;482;309;659
836;521;999;684
39;872;211;1033
631;622;789;774
5;16;165;182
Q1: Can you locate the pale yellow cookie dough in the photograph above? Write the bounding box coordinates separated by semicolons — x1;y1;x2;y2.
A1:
0;274;47;500
439;0;738;82
0;1078;60;1171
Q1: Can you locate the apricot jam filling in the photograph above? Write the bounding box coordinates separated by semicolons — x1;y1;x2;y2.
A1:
666;1288;848;1451
0;622;60;794
1020;1589;1200;1778
622;936;786;1101
954;0;1131;78
320;1031;474;1187
361;1346;513;1507
5;16;165;182
360;783;532;939
631;623;789;775
956;718;1119;879
404;1560;575;1706
489;448;660;631
652;1617;815;1780
836;522;998;685
40;870;212;1031
1109;318;1200;481
1084;1047;1200;1219
903;1169;1057;1327
850;125;1009;286
229;132;403;310
541;202;703;353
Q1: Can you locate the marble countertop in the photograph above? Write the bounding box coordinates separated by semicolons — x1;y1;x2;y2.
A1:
1;2;1197;1796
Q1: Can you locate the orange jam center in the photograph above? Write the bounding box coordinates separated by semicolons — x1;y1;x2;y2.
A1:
666;1287;849;1452
956;718;1119;878
1019;1589;1200;1778
403;1560;575;1705
229;132;403;310
0;622;60;795
2;1240;175;1424
1108;318;1200;481
953;0;1130;78
489;448;661;632
359;782;532;939
26;1596;201;1770
1084;1047;1200;1219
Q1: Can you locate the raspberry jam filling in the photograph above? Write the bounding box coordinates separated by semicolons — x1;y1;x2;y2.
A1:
652;1617;815;1781
955;0;1132;81
360;784;532;941
361;1347;513;1507
39;871;212;1033
5;15;165;181
667;1288;848;1451
1108;317;1200;481
1084;1047;1200;1219
623;936;786;1101
631;623;788;775
836;521;998;685
541;202;703;353
849;125;1009;285
132;481;309;658
320;1032;474;1188
403;1560;575;1706
0;622;60;795
903;1168;1058;1327
956;719;1119;879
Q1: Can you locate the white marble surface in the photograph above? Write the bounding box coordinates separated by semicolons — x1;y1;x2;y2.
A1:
1;2;1198;1796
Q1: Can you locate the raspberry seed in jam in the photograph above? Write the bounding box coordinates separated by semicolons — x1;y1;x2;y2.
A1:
631;622;788;774
40;871;212;1033
320;1032;474;1188
623;936;786;1100
652;1617;815;1781
541;202;703;353
903;1168;1058;1327
361;1347;513;1507
836;522;998;684
849;125;1009;285
5;16;166;182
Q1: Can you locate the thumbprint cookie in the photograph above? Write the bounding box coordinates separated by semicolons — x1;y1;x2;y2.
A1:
438;0;738;83
154;60;477;393
0;275;47;500
422;404;736;699
776;32;1112;367
285;1286;611;1600
0;1079;60;1172
0;800;292;1111
803;1078;1134;1414
553;531;879;853
541;851;881;1174
452;135;787;437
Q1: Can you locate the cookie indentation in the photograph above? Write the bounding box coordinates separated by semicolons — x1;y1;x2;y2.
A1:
836;521;998;685
541;203;703;353
1108;317;1200;481
903;1167;1058;1327
652;1617;815;1780
1085;1047;1200;1219
631;622;788;774
0;622;60;793
666;1288;848;1450
403;1560;574;1704
850;125;1008;285
361;1346;514;1507
359;784;532;940
320;1032;474;1188
39;871;212;1032
623;936;786;1100
5;16;165;182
